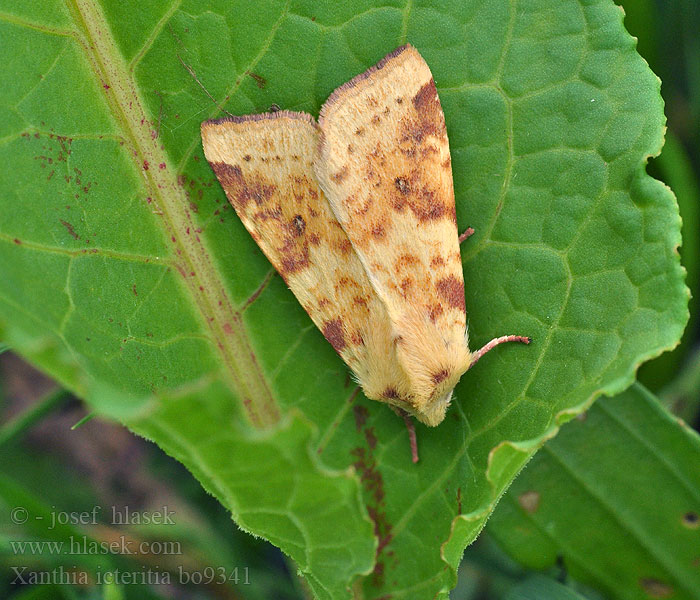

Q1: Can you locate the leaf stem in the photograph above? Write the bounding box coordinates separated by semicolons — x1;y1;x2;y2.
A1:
0;388;72;446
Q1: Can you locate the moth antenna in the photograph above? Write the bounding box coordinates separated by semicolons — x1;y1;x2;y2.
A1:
458;227;475;244
399;409;419;463
470;335;531;368
178;54;235;117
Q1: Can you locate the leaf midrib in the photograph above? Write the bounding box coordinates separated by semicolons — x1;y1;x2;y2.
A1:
64;0;279;427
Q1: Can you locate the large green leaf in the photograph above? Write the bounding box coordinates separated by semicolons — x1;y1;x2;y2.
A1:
0;1;688;598
505;575;590;600
488;383;700;600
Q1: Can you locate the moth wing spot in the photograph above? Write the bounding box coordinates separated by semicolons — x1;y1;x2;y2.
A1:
292;214;306;236
394;177;410;194
436;275;466;312
322;318;346;352
371;223;386;239
382;387;399;400
431;255;446;268
431;369;450;384
428;303;444;322
331;166;349;183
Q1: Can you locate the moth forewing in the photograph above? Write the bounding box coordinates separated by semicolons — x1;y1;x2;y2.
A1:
200;112;414;417
315;45;473;425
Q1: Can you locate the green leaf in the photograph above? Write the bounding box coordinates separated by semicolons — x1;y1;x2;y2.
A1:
505;575;590;600
0;1;688;598
661;347;700;423
488;383;700;600
637;130;700;391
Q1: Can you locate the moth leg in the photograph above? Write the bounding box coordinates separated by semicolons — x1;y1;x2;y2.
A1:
458;227;475;244
470;335;531;368
392;408;419;463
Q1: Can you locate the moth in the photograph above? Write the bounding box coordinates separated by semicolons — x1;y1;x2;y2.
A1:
201;45;529;460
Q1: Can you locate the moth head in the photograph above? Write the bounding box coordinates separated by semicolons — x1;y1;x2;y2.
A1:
412;360;468;426
416;387;453;427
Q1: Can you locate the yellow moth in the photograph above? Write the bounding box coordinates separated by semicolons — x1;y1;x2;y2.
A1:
201;45;529;460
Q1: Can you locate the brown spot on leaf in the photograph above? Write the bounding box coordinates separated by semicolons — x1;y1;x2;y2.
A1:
355;127;365;136
350;446;392;588
246;71;266;88
308;232;321;245
436;275;465;312
243;154;251;161
353;405;369;431
365;426;377;449
518;490;540;514
60;219;79;240
682;512;699;529
639;578;673;598
371;114;381;125
347;143;355;154
323;318;346;352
